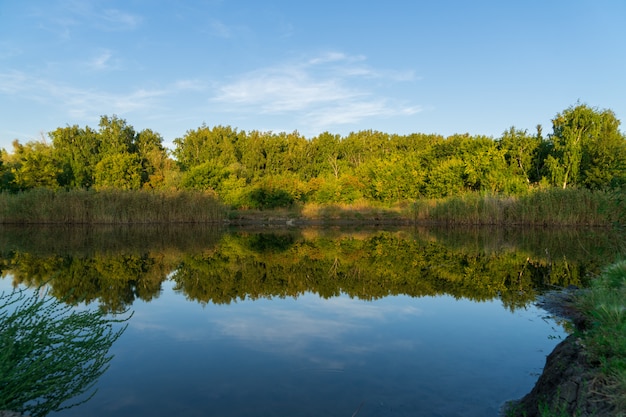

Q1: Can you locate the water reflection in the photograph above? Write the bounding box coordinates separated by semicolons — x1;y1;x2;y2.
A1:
1;225;623;312
0;225;623;416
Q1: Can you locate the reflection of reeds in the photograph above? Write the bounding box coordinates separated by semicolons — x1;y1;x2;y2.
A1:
0;189;226;224
412;188;625;226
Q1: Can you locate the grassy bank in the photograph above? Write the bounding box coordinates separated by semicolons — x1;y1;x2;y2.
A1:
413;188;625;226
0;188;622;226
576;260;626;412
230;189;624;227
0;189;226;224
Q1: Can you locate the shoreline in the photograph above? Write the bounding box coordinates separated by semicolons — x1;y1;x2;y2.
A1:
504;278;623;416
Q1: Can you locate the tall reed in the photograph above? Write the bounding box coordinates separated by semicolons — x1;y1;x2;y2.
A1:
413;188;625;226
0;189;227;224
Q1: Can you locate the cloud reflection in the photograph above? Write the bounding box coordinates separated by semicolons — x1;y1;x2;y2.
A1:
211;294;424;364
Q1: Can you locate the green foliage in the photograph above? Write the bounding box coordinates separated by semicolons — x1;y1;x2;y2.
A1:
180;161;230;191
49;124;100;189
46;115;172;190
173;124;242;171
0;287;128;416
9;140;61;191
547;103;626;189
423;157;466;197
247;186;294;209
499;126;542;184
576;260;626;412
94;153;143;190
1;103;624;209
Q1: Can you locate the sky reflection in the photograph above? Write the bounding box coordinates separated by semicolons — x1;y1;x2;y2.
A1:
40;278;567;417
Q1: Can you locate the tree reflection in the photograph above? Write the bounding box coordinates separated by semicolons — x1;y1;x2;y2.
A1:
1;226;623;312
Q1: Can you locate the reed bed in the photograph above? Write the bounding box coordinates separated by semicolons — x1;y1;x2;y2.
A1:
300;200;411;222
0;189;227;224
413;188;625;226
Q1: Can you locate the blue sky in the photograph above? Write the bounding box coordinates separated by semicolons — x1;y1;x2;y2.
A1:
1;1;625;151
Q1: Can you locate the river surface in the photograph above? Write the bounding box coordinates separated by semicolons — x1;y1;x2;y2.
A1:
1;225;624;416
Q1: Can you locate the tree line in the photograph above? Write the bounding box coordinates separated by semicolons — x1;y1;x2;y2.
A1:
1;103;624;208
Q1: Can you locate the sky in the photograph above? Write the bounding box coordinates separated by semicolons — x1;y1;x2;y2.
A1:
1;1;625;151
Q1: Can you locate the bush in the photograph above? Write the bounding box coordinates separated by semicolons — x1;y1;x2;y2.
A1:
0;287;129;416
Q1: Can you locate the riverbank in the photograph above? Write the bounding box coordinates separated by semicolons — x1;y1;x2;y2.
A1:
0;188;623;227
505;261;626;416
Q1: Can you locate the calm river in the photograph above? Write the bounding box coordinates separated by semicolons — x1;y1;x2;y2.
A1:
1;225;624;417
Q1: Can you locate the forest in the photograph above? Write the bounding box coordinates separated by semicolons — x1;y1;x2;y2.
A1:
1;103;624;210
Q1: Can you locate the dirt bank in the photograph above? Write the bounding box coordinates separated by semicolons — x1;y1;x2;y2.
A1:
504;289;616;416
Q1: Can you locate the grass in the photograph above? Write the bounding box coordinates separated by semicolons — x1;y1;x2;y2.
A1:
0;187;622;227
575;260;626;412
413;188;625;226
0;188;227;224
300;200;412;222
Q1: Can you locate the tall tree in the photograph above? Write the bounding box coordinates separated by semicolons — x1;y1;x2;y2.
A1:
173;124;241;171
546;103;625;189
97;115;135;156
499;127;541;184
134;129;173;188
50;125;100;188
9;139;60;190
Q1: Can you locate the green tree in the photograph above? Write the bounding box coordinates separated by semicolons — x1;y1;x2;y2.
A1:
94;153;143;190
181;161;230;191
0;148;15;191
9;140;60;190
546;103;626;189
423;157;466;198
173;124;241;171
499;127;541;185
306;132;342;179
358;154;424;202
50;125;100;188
97;115;135;156
134;129;175;188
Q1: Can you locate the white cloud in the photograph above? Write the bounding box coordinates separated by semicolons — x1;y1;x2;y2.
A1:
0;70;168;118
213;295;422;346
36;1;142;37
86;50;116;71
208;19;232;38
213;52;421;132
216;67;359;112
101;8;142;30
173;79;207;91
0;71;29;94
306;100;421;127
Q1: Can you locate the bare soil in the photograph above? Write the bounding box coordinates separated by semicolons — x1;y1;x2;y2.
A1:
503;288;616;416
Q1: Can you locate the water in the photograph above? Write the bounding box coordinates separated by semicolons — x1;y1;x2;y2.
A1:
1;225;623;416
75;285;561;417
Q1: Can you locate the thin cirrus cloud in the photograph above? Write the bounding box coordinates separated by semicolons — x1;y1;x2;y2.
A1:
60;1;142;31
213;52;421;132
0;69;190;118
86;50;119;71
